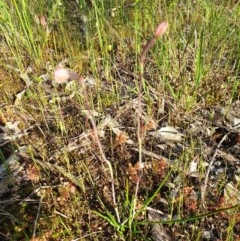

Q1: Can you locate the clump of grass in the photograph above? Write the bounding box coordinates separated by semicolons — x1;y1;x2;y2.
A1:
0;0;48;70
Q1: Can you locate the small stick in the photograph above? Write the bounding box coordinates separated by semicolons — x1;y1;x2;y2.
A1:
201;133;230;209
32;195;43;238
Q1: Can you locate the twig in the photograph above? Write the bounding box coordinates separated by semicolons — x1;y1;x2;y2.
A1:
0;232;10;240
32;195;43;238
201;133;230;209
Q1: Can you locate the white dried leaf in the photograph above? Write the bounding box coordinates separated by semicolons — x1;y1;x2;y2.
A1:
49;92;75;104
0;133;25;146
149;126;184;142
231;116;240;128
48;96;62;103
189;159;198;173
39;73;50;82
112;127;122;135
26;66;33;74
1;121;21;134
60;92;75;102
103;116;120;130
98;130;105;138
14;90;26;105
206;127;214;137
65;80;77;91
20;72;32;87
81;109;99;117
202;230;214;240
126;139;134;145
46;61;53;71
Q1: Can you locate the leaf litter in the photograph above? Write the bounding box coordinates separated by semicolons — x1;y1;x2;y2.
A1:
1;61;240;240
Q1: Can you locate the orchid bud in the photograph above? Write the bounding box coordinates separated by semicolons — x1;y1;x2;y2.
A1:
53;66;80;83
154;22;168;39
53;66;70;84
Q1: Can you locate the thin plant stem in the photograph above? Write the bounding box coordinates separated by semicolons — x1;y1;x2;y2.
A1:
133;22;168;218
79;77;120;223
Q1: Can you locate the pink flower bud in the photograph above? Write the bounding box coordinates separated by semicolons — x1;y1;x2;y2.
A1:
154;22;168;38
53;66;70;84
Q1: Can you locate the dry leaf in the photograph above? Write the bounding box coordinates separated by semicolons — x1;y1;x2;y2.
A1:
14;89;26;105
0;121;21;134
149;126;184;143
189;158;198;173
148;210;172;241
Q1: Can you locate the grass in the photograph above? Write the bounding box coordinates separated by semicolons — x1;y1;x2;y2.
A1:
0;0;240;240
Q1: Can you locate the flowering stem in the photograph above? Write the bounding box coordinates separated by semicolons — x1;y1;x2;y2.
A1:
134;22;168;218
